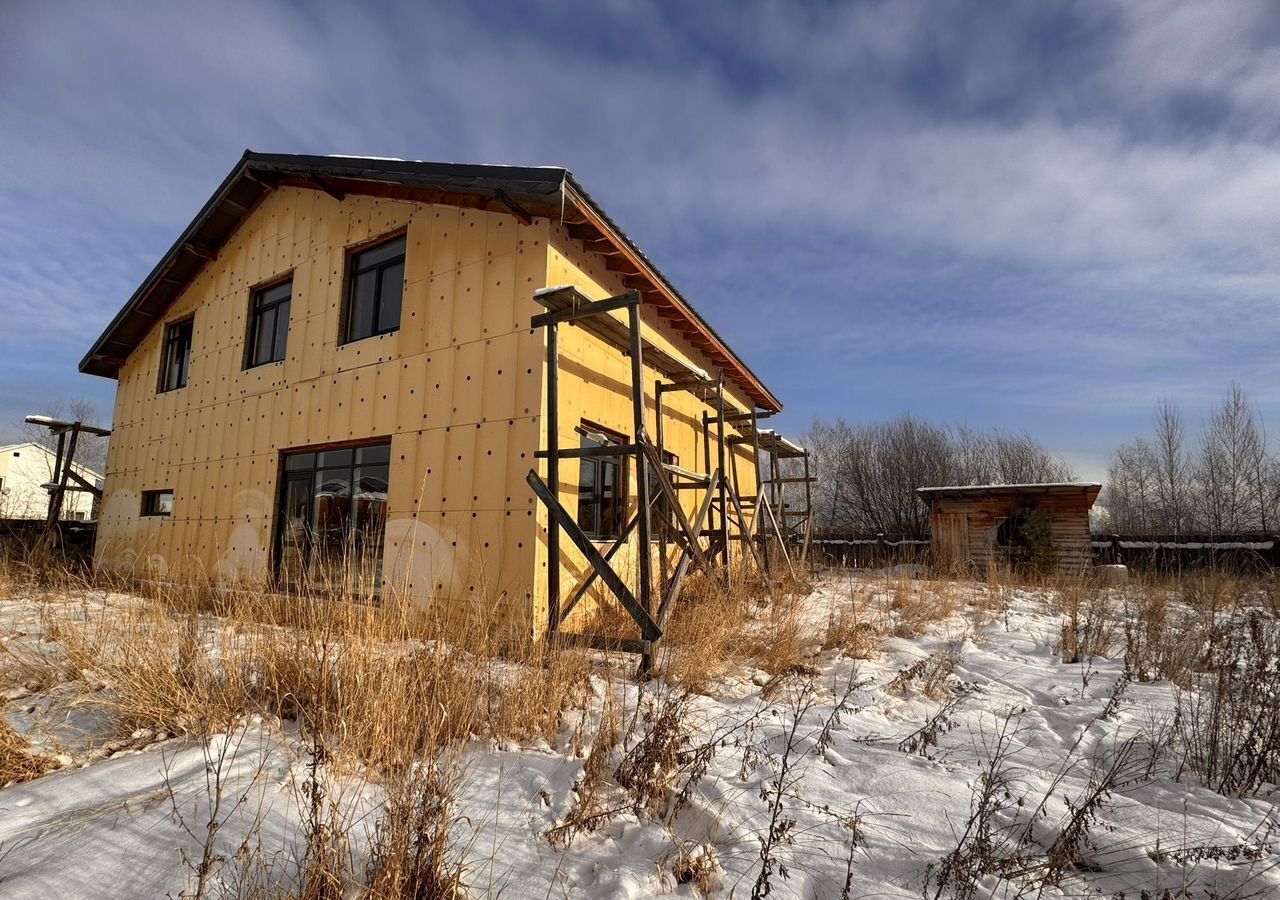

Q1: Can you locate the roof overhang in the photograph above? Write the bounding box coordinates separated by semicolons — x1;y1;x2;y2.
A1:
80;152;781;412
916;482;1102;506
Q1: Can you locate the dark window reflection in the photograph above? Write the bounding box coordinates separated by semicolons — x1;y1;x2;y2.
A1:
275;442;391;595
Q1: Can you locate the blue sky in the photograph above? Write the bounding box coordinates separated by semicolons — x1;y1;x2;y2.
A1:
3;1;1280;479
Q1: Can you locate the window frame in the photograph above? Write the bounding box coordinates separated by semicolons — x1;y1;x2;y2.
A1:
576;422;629;541
141;490;174;518
272;438;392;591
157;317;194;393
245;274;293;369
341;231;407;344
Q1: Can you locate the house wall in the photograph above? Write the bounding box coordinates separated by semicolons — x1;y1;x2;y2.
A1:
96;186;551;629
930;493;1094;575
95;185;764;636
0;445;97;521
535;226;761;631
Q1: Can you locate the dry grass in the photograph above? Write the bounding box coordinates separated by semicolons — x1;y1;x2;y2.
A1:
5;567;593;775
0;718;59;787
886;644;962;701
821;585;879;660
658;566;818;686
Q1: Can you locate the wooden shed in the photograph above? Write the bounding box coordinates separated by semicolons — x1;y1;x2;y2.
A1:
917;482;1102;575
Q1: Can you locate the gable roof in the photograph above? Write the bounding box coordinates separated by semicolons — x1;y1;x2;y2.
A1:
80;151;781;412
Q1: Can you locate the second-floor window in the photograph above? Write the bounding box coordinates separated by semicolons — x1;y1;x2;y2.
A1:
159;318;193;392
344;233;405;343
246;279;292;367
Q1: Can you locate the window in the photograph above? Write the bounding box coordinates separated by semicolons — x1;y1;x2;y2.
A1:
275;441;390;593
159;318;193;392
142;490;174;517
344;234;405;343
577;425;627;540
246;279;292;367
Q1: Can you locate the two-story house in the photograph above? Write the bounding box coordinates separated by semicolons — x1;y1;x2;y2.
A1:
81;152;787;636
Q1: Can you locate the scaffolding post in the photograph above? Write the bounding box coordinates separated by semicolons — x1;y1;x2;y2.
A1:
715;373;729;582
545;321;561;635
627;302;654;673
22;415;110;547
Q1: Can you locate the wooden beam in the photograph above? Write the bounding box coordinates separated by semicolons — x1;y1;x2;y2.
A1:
531;290;640;328
305;174;345;201
494;189;532;226
527;471;661;641
581;237;620;255
565;222;599;241
184;242;218;261
605;256;641;275
560;514;639;625
553;632;649;655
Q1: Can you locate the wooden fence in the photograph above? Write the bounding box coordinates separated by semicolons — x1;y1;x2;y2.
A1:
812;529;1280;574
809;531;931;569
1091;534;1279;574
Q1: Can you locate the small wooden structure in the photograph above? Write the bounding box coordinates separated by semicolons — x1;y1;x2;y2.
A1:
917;482;1102;575
22;416;110;535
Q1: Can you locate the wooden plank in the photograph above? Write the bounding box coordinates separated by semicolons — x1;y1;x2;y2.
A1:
640;440;709;569
526;470;661;640
554;632;649;655
656;470;719;629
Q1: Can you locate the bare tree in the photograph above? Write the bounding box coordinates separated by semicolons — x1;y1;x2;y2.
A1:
1198;384;1264;534
804;415;1072;539
1105;439;1156;534
1106;385;1279;536
1151;398;1192;535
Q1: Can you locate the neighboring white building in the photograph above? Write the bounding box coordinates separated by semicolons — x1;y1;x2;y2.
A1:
0;443;102;521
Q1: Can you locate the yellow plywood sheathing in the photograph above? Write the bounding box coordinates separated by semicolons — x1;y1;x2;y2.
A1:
95;184;764;637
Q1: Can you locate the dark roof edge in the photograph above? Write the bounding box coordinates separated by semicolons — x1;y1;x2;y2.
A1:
562;173;781;412
79;149;255;375
80;152;781;412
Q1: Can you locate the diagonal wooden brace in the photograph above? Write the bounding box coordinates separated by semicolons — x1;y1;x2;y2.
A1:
639;438;709;569
560;513;639;625
527;470;661;641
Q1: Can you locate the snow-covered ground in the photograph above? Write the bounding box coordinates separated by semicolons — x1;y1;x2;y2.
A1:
1;576;1276;898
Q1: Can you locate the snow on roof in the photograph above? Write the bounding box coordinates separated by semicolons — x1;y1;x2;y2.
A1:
916;482;1102;494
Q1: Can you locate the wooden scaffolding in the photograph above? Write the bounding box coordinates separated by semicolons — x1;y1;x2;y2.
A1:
750;427;816;564
22;415;110;542
525;286;797;672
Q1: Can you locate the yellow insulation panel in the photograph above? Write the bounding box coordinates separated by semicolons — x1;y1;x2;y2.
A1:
96;185;768;639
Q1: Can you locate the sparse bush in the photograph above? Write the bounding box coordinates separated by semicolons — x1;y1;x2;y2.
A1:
1174;611;1280;797
886;644;962;700
1056;581;1116;663
364;761;467;899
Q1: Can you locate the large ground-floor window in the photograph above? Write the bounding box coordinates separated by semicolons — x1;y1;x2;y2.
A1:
275;441;390;595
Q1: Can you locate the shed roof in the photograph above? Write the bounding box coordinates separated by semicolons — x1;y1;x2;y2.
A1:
916;482;1102;504
79;152;781;412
